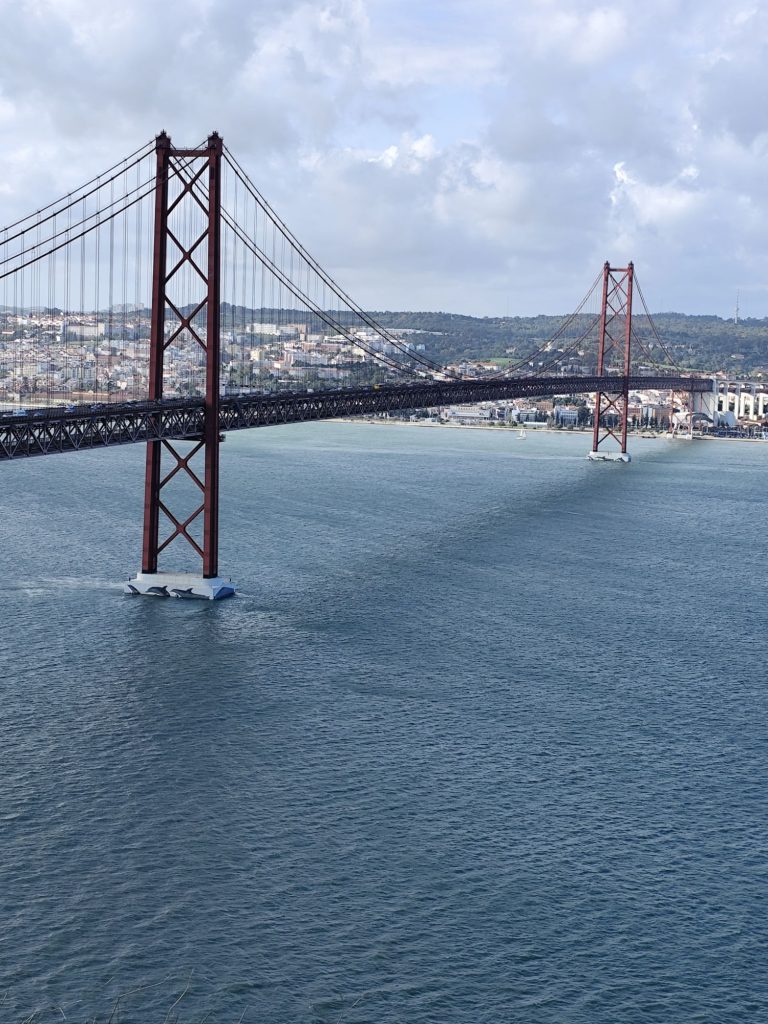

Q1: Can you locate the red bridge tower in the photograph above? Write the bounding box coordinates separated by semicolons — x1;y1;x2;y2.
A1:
588;261;634;463
125;132;234;599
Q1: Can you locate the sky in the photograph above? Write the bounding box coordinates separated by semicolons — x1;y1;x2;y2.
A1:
0;0;766;317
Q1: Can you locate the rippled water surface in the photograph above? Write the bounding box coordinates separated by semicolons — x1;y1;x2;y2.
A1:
2;424;767;1023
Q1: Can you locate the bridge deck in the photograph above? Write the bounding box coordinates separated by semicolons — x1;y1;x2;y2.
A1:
0;376;712;460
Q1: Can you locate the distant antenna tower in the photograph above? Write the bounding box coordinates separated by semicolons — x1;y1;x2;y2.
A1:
735;290;740;324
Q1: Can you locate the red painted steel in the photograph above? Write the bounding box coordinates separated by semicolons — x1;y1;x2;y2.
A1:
142;131;171;573
203;134;222;578
591;262;611;454
138;132;223;577
620;266;634;452
591;262;634;455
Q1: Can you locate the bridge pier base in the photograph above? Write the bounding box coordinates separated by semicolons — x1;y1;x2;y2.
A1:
124;571;235;601
587;451;631;463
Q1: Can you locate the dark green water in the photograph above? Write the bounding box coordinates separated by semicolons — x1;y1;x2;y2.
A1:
1;424;766;1023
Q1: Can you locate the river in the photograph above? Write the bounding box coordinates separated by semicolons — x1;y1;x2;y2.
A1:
1;424;766;1023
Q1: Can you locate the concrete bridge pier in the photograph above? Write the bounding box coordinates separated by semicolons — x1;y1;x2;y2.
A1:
692;383;718;425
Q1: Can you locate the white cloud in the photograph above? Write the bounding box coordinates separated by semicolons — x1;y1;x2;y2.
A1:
365;134;438;172
369;43;500;86
520;3;628;65
1;0;768;314
610;163;701;225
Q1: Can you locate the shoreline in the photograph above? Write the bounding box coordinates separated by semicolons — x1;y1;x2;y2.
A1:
328;418;767;442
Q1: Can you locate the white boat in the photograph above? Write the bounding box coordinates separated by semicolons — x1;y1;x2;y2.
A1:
518;428;527;439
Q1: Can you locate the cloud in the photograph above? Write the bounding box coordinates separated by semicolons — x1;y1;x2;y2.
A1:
520;4;628;65
610;163;702;225
1;0;768;315
369;42;501;87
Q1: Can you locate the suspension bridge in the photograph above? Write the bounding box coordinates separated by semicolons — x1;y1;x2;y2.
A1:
0;132;712;598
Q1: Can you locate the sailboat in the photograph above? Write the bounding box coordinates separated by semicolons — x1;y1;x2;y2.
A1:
518;426;527;439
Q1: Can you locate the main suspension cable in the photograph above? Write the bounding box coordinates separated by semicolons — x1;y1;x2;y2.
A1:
222;148;459;378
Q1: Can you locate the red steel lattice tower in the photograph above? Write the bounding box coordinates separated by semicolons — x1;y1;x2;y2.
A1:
126;131;234;599
589;261;634;463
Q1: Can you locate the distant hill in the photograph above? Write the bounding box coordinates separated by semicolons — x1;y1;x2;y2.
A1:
4;301;763;376
368;310;768;376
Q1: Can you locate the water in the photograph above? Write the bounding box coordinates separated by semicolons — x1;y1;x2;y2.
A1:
1;424;767;1023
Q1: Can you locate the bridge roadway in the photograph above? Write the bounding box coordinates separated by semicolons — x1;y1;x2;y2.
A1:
0;375;712;460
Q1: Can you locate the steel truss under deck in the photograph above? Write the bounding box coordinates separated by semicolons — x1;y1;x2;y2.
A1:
0;375;713;461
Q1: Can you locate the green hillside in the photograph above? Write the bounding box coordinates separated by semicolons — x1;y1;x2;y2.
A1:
369;310;768;376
